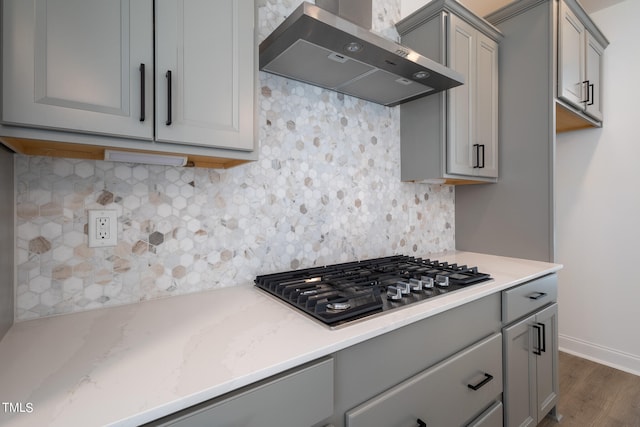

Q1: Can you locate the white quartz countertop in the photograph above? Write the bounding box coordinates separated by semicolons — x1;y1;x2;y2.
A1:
0;251;561;427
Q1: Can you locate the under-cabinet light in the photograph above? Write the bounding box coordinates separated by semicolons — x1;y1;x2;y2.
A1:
417;178;446;185
104;150;187;167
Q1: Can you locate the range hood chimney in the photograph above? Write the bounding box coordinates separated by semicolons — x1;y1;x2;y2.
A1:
315;0;372;30
259;1;464;107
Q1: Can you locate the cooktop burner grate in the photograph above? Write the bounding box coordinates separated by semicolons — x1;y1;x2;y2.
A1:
255;255;492;327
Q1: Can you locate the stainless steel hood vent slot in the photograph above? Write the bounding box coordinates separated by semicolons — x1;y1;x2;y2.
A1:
265;40;375;88
259;2;464;107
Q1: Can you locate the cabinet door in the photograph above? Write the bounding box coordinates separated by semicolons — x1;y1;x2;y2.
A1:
535;303;559;423
2;0;153;139
584;32;604;121
503;315;537;427
447;15;476;177
503;303;559;427
475;33;499;178
150;358;334;427
468;401;503;427
558;0;586;109
155;0;255;151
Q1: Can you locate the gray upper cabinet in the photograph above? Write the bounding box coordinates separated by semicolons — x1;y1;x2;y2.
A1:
558;1;585;108
448;15;499;179
155;0;255;150
557;0;607;124
397;0;502;184
1;0;257;166
456;0;608;263
2;0;154;139
584;32;605;121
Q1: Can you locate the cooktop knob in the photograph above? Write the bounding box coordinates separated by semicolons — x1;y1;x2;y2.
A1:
386;285;403;300
396;281;411;295
435;274;450;287
409;278;423;291
421;276;435;288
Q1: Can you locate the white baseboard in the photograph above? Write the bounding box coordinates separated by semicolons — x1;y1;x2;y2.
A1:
559;334;640;377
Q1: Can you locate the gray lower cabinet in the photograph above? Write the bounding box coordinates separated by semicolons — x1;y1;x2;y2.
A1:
345;333;503;427
148;295;501;427
502;274;558;325
322;294;502;427
148;287;569;427
502;275;559;427
469;401;504;427
146;358;334;427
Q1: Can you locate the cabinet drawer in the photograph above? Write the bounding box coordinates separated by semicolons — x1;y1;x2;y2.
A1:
502;274;557;324
346;333;502;427
468;401;503;427
149;358;333;427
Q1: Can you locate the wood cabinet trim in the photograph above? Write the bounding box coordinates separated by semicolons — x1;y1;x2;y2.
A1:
0;136;251;169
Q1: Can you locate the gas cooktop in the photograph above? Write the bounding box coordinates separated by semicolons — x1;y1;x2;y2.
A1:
255;255;492;327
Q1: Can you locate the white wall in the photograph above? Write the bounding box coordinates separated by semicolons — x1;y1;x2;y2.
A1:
401;0;512;18
556;0;640;375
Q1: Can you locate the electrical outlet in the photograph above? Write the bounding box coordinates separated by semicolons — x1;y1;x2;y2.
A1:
88;210;118;247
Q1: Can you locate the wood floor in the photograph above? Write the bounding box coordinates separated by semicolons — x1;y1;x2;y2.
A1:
538;352;640;427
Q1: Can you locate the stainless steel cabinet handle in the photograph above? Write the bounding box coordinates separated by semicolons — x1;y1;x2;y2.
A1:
166;70;172;126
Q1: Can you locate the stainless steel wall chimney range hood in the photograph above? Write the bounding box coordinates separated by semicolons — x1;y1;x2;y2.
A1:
259;1;464;107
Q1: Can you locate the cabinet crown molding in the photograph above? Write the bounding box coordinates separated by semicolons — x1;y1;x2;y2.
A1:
486;0;608;48
397;0;503;41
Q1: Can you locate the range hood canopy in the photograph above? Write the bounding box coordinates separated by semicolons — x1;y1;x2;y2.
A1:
259;1;464;107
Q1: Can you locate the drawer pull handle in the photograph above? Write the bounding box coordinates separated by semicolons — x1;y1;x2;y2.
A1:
417;419;427;427
166;70;172;126
467;372;494;391
473;143;480;168
528;291;547;300
582;80;590;104
139;63;145;122
533;324;544;355
535;322;547;354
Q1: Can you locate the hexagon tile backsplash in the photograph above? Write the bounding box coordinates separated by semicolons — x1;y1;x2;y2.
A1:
13;0;455;321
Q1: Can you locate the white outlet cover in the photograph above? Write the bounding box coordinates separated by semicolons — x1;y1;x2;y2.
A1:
88;209;118;248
